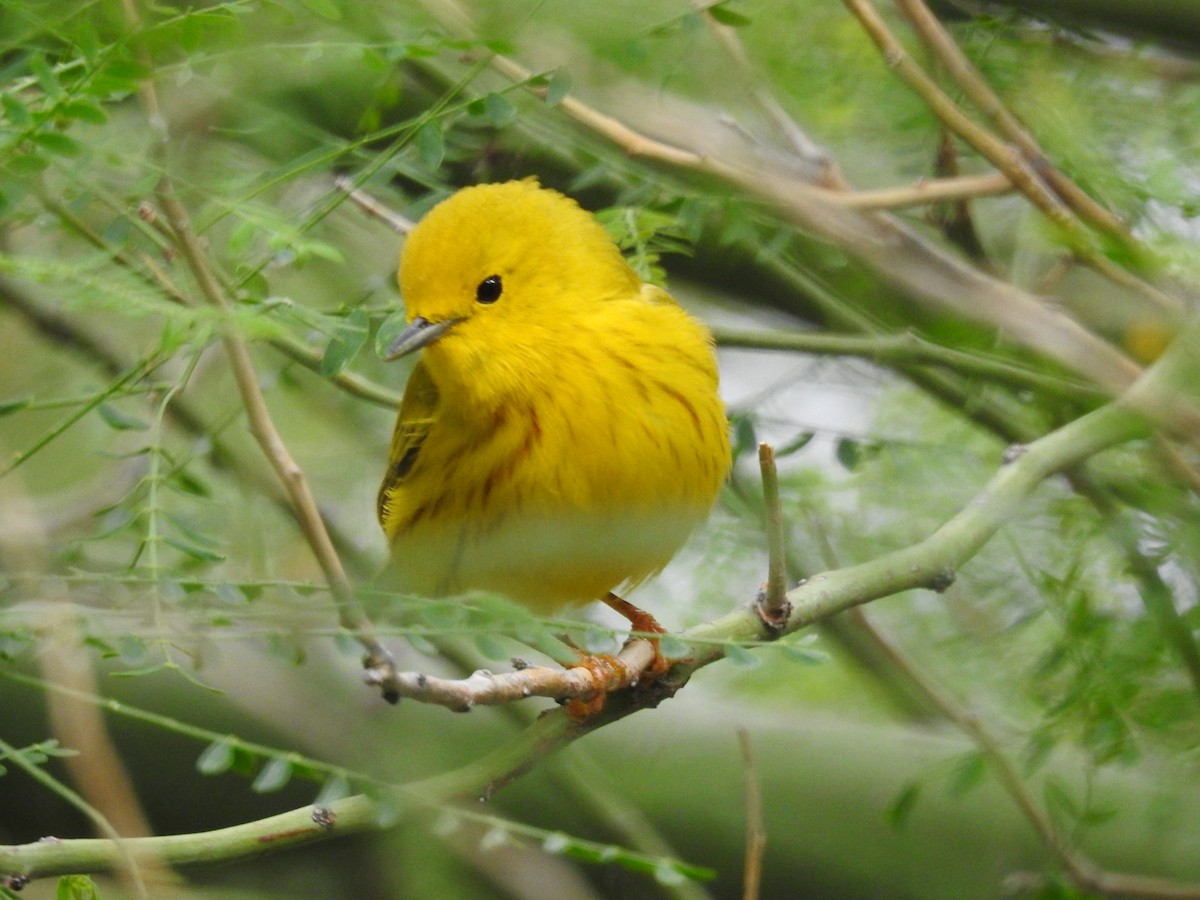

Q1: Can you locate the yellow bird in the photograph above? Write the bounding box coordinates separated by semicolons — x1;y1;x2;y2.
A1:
378;179;729;634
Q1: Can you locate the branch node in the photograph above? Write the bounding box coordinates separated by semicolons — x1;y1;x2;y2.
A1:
1002;444;1028;464
925;566;956;593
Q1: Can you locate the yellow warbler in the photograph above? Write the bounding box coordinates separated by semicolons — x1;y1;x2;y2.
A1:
378;179;730;620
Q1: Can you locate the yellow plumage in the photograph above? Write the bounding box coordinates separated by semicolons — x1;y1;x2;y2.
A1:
378;179;730;614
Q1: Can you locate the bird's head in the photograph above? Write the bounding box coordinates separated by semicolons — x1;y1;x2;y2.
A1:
385;179;640;370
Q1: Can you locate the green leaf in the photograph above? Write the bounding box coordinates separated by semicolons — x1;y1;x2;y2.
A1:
320;309;369;377
885;782;921;829
544;69;572;107
780;643;828;665
96;402;148;431
29;52;61;99
32;131;84;157
315;773;351;805
723;642;760;668
196;739;235;775
835;438;861;471
2;93;31;126
415;121;444;170
580;625;617;654
482;92;516;127
252;756;293;793
59;100;108;124
56;874;101;900
0;397;31;416
947;751;987;796
473;632;507;660
708;3;753;27
405;632;439;655
9;152;50;173
658;634;690;660
375;308;410;358
164;536;225;563
300;0;342;20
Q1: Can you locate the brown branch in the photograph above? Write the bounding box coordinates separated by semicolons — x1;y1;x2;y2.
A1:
119;0;399;700
737;729;766;900
364;638;658;711
843;0;1184;323
894;0;1132;242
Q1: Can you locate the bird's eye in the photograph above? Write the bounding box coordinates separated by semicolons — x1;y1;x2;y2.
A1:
475;275;503;305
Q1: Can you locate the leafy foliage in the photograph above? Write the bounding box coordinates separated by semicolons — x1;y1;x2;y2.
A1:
1;0;1200;897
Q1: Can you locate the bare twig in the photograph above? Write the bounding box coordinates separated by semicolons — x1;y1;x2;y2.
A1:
843;0;1183;322
756;444;791;629
737;730;766;900
119;0;399;700
364;638;658;712
335;175;416;234
894;0;1131;242
832;171;1013;209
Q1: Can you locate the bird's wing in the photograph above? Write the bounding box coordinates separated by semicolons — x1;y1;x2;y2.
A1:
376;359;439;526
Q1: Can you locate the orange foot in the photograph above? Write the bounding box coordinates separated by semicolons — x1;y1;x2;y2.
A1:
564;594;674;721
602;591;671;679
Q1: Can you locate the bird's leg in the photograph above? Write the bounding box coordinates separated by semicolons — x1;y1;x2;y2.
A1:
602;591;671;678
563;593;672;721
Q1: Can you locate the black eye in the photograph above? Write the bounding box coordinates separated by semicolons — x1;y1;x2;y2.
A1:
475;274;503;304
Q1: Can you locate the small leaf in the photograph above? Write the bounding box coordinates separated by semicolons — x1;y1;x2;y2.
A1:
482;92;516;127
252;756;293;793
658;634;690;660
405;632;439;655
320;309;369;377
473;632;507;660
776;430;815;457
214;582;247;605
0;397;31;416
56;874;101;900
315;773;351;805
9;152;50;173
580;625;617;655
1;93;31;126
885;782;921;829
59;100;108;124
164;536;225;563
780;644;828;665
723;642;760;668
196;739;235;775
835;438;861;471
96;402;148;431
708;3;753;27
415;121;444;170
947;751;987;796
653;862;687;886
544;69;572;107
479;826;509;851
32;131;83;157
375;308;410;358
300;0;342;20
29;52;61;99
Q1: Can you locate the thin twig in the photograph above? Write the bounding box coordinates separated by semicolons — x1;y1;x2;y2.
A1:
418;0;1149;407
831;171;1013;209
712;325;1100;401
693;0;843;186
737;729;766;900
756;444;791;629
119;0;399;699
894;0;1132;243
335;175;416;234
842;0;1183;323
848;604;1200;899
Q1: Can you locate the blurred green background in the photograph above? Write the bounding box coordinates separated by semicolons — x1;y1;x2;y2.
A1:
2;1;1200;897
